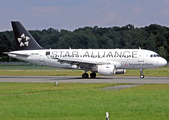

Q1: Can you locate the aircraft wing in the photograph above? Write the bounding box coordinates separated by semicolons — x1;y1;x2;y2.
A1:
56;57;107;65
52;57;121;69
52;57;107;70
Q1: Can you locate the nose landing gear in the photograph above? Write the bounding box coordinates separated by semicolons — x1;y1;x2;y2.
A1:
140;69;144;79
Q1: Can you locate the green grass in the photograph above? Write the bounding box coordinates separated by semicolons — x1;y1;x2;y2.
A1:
118;66;169;77
0;65;169;76
0;83;169;120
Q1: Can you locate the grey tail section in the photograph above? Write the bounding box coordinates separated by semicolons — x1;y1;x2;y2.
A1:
11;21;43;50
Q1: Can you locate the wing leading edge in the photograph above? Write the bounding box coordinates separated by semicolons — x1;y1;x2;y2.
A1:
52;57;121;69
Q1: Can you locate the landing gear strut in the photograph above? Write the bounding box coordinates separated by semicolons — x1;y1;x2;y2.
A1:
90;72;96;78
82;73;89;78
140;69;144;79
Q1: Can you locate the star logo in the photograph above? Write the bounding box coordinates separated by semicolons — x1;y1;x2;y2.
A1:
17;33;30;47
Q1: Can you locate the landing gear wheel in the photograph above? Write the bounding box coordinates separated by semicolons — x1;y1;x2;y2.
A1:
82;73;89;78
140;75;144;79
90;72;96;78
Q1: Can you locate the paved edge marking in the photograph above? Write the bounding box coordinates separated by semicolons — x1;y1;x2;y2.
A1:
0;76;169;84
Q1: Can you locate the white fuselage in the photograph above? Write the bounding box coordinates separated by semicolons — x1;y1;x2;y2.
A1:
8;49;167;70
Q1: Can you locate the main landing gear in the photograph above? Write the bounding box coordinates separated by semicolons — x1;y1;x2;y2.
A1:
82;73;89;78
82;72;96;78
140;69;144;79
90;72;96;78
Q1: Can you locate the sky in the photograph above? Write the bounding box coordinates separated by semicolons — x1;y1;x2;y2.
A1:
1;0;169;31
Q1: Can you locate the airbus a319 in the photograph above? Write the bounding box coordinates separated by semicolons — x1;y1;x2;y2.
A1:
5;21;167;78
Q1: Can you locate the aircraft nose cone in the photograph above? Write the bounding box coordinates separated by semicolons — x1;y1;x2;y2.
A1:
160;58;167;67
164;59;167;66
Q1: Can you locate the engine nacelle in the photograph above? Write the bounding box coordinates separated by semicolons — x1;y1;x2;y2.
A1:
97;65;116;76
69;65;78;69
116;69;126;74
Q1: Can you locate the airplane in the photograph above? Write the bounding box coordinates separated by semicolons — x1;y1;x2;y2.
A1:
4;21;167;79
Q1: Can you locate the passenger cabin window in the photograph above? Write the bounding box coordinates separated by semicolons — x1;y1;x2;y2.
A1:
31;53;39;55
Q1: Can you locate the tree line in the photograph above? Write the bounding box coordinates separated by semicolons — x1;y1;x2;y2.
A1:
0;24;169;61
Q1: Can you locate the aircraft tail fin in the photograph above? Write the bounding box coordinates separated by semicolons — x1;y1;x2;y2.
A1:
11;21;43;50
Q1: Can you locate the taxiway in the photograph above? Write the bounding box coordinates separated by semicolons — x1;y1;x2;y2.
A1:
0;76;169;84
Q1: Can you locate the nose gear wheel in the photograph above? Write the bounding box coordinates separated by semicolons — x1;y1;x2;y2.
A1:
140;69;144;79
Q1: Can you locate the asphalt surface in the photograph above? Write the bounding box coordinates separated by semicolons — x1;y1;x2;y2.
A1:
0;76;169;84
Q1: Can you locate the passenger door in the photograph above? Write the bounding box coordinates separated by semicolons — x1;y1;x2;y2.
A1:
138;51;144;62
39;52;45;62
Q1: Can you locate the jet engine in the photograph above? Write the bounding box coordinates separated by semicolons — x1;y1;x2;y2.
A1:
97;65;116;76
115;69;126;74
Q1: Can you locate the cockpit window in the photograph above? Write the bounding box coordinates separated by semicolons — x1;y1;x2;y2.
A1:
150;54;160;57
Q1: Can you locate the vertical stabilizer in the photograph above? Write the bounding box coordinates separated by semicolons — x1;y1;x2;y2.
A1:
11;21;43;50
